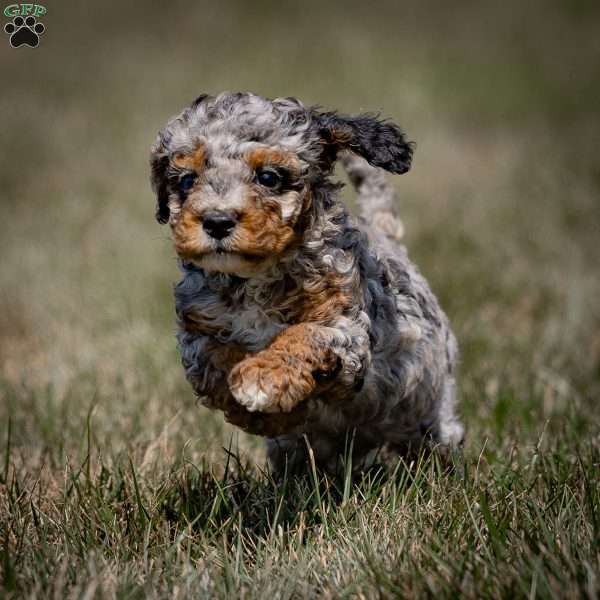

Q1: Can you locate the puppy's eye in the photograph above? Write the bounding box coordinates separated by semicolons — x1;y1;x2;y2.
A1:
179;173;196;192
256;168;282;188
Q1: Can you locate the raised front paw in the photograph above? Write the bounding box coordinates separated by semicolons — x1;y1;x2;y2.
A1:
228;353;315;413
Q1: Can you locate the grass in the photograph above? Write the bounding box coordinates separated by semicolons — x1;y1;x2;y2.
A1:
2;430;598;597
1;0;599;597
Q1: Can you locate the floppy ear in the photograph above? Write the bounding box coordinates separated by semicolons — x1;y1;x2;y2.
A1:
150;94;212;224
150;137;170;224
314;111;415;174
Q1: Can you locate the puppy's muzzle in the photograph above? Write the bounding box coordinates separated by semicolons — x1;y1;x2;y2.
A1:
202;211;238;240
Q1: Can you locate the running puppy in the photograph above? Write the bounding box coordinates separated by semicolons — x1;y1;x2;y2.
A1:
150;92;464;474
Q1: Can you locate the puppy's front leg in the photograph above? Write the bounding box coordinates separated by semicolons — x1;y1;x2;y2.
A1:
228;317;369;413
227;323;339;413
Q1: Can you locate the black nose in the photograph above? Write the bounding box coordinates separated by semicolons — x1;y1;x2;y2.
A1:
202;212;237;240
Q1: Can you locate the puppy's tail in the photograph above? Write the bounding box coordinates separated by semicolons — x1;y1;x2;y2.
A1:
341;153;405;241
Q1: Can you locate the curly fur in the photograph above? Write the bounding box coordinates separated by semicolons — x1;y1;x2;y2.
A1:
150;92;464;474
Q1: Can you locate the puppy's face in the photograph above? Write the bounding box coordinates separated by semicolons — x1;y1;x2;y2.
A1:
151;93;414;276
151;95;321;276
168;140;308;276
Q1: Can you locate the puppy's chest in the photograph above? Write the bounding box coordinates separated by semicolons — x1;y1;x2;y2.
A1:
221;301;286;351
179;280;290;352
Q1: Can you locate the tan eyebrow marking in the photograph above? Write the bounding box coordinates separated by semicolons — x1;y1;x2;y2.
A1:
172;143;207;172
245;147;302;173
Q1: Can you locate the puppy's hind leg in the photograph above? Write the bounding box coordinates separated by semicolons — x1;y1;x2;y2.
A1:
435;378;465;450
266;434;310;479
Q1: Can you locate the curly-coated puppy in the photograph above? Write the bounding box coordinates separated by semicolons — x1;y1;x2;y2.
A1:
150;92;464;474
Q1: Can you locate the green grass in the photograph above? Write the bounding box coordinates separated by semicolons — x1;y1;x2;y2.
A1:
2;430;599;598
1;1;600;597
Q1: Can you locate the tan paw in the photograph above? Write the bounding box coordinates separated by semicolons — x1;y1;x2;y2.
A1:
228;353;314;414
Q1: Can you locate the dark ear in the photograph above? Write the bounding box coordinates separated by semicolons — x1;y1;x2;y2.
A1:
150;136;170;224
314;111;415;174
150;94;211;224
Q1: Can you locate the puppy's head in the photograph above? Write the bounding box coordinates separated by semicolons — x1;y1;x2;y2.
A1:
150;92;413;276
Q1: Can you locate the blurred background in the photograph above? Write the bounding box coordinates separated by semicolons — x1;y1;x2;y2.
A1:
1;0;599;468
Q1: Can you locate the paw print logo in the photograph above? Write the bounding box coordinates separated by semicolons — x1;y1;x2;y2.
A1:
4;15;45;48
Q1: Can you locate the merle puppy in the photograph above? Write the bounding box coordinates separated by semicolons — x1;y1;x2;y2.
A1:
150;92;463;474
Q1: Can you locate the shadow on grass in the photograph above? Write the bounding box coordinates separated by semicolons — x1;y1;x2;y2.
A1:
160;444;462;543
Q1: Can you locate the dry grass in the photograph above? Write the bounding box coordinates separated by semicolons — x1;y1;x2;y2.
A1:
1;1;599;597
